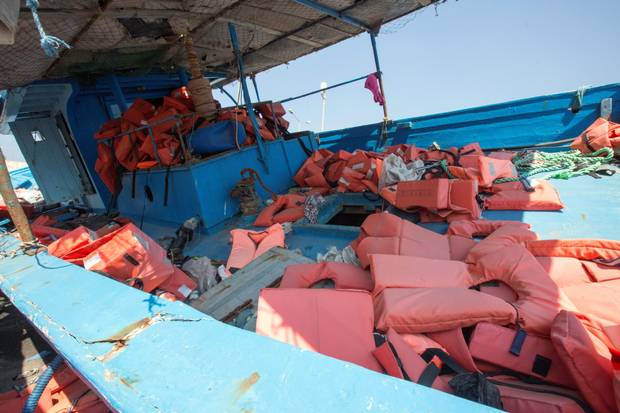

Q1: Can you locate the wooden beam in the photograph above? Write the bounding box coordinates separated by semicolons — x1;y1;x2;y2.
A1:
218;17;323;48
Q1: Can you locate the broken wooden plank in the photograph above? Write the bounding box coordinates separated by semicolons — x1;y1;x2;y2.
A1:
190;247;313;324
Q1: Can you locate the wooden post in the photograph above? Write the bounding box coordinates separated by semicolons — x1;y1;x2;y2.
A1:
0;148;35;243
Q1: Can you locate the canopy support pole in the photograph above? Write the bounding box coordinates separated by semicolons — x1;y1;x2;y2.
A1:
250;74;261;102
228;23;268;169
370;32;389;122
106;74;128;113
291;0;372;31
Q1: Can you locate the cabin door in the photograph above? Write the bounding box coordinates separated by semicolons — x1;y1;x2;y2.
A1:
10;115;94;204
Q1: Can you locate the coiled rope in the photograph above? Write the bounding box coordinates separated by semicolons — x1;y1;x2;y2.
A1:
495;147;614;183
26;0;71;57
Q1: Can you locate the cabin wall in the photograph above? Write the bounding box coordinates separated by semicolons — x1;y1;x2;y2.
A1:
65;74;189;208
318;83;620;151
57;73;316;229
115;136;315;228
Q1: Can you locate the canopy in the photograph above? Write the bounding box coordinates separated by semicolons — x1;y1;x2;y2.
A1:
0;0;439;89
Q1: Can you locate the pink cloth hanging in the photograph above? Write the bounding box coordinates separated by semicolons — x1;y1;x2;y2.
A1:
364;73;384;106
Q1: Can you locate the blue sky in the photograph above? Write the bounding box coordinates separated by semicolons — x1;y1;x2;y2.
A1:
216;0;620;132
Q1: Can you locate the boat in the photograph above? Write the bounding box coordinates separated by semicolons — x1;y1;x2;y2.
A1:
0;1;618;412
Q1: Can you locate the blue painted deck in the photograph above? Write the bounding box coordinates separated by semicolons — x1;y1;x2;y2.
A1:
0;235;494;413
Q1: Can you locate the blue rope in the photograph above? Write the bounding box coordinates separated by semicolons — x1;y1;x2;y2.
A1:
22;354;63;413
26;0;71;58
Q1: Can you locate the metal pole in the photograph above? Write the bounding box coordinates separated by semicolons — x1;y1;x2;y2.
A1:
178;69;189;86
370;32;389;122
218;87;238;106
228;23;268;167
250;74;261;102
320;81;327;132
0;148;35;243
105;74;128;113
279;74;368;104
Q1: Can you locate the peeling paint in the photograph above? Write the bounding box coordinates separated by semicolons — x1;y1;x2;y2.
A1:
5;264;34;276
234;372;260;402
87;313;208;362
120;376;139;389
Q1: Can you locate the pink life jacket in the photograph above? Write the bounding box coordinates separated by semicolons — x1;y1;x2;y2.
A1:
353;212;450;268
551;311;616;413
256;288;382;372
447;219;531;239
226;224;285;271
373;287;516;334
562;279;620;346
526;238;620;262
447;234;477;261
468;322;576;388
427;328;479;373
280;262;372;291
467;225;577;335
372;328;452;392
369;254;473;297
493;377;593;413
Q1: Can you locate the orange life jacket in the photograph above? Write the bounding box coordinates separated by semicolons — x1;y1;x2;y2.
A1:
254;194;306;227
157;266;197;300
486;179;564;211
94;142;120;194
83;223;174;292
47;225;97;259
570;117;620;154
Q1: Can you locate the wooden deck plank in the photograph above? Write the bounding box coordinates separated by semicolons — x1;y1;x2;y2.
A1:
190;247;313;324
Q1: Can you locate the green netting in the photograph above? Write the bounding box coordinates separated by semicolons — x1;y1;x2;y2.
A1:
495;147;614;183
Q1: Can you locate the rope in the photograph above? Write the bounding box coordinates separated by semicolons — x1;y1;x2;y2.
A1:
495;148;614;183
26;0;71;58
240;168;277;199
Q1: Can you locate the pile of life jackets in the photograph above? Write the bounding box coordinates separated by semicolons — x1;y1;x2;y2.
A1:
0;364;107;412
47;220;197;301
287;140;565;224
94;87;291;195
257;211;620;413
